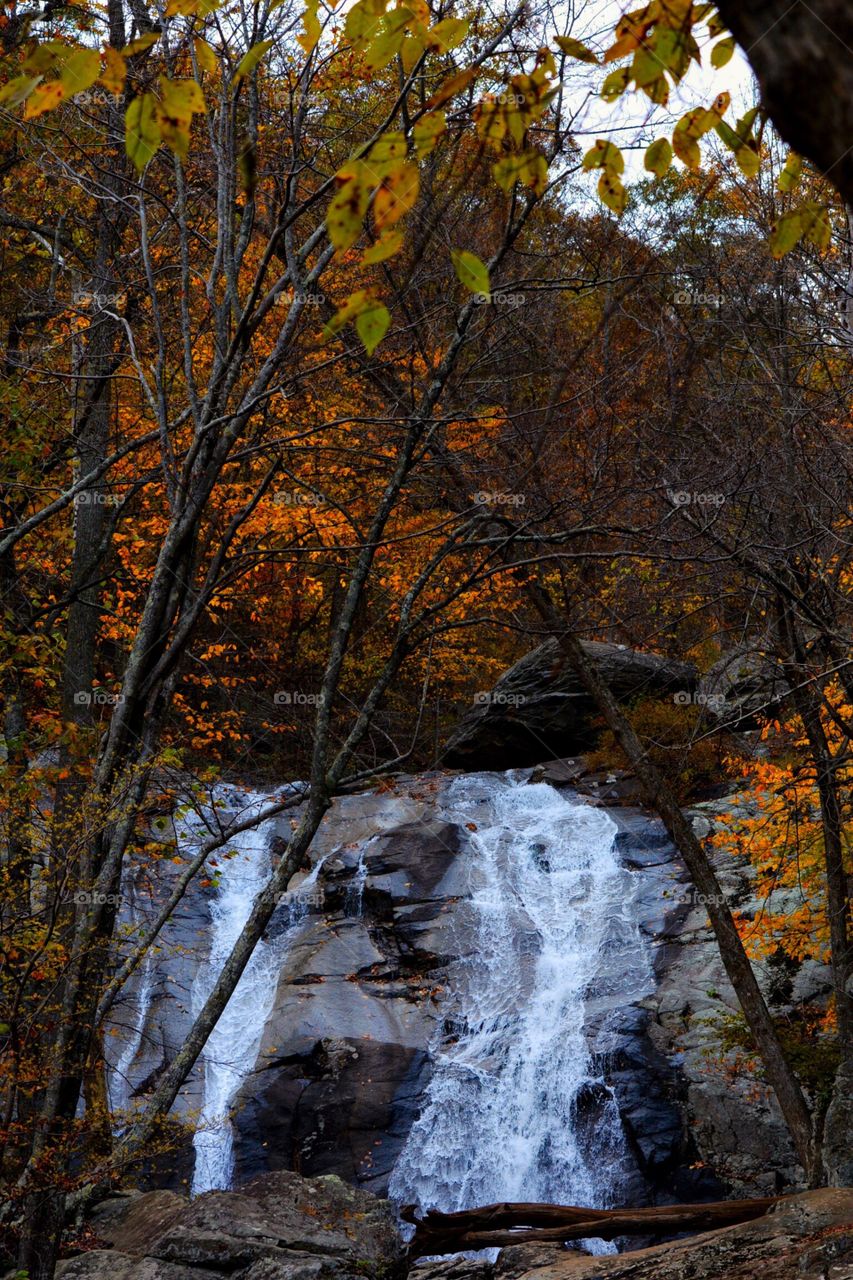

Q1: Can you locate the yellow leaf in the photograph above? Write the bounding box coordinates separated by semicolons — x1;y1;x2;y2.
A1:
451;248;489;299
194;37;218;74
363;229;404;263
373;162;419;229
425;66;475;110
598;169;627;214
582;139;624;174
412;110;445;157
554;35;598;64
125;92;161;170
100;48;127;96
327;162;371;250
644;137;672;177
24;80;66;119
424;16;468;52
124;34;160;55
235;39;273;80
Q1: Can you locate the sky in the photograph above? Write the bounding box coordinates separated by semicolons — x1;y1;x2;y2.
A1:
561;0;758;176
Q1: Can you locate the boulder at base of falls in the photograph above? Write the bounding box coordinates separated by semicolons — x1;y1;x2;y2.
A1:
59;1171;405;1280
443;641;696;770
409;1190;853;1280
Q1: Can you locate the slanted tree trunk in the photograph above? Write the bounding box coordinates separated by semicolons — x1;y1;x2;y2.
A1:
527;586;819;1182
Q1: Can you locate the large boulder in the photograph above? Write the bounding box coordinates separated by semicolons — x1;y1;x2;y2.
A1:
697;646;790;728
60;1172;405;1280
444;641;696;770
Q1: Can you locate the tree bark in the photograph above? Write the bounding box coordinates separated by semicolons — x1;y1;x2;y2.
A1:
405;1195;781;1257
527;589;819;1181
715;0;853;204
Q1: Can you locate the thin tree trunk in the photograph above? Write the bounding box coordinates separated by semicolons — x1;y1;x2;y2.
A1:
528;588;818;1181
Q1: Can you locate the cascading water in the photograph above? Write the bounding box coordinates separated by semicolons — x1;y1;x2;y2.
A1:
390;772;654;1251
108;948;155;1118
186;787;325;1196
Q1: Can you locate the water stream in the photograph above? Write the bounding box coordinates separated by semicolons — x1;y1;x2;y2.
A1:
389;773;654;1250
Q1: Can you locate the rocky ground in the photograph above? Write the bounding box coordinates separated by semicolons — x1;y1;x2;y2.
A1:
58;1175;853;1280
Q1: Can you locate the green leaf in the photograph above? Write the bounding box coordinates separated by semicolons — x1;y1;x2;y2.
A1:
125;92;161;171
601;67;630;102
735;143;760;177
451;248;490;299
770;208;807;258
0;75;41;107
554;35;598;64
583;139;624;174
710;36;735;68
356;301;391;353
598;170;627;215
365;9;412;69
644;137;672;177
413;110;445;157
426;17;469;51
235;39;273;81
778;151;803;193
60;48;101;97
363;229;404;263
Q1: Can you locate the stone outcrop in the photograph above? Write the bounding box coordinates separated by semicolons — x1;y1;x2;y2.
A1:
60;1172;405;1280
109;769;825;1208
443;641;696;770
62;1182;853;1280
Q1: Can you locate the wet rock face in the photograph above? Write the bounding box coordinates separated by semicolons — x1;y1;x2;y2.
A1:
60;1172;406;1280
108;770;815;1206
443;641;696;770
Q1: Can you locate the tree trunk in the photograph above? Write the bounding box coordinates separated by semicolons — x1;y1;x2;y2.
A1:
405;1195;781;1257
527;589;819;1181
715;0;853;204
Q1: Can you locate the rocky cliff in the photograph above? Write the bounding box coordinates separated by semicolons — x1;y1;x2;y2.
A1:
107;767;822;1207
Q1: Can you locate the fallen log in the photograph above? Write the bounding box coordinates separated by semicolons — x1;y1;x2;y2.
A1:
403;1196;782;1258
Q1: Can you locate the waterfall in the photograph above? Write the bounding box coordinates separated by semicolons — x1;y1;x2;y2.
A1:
389;773;654;1251
108;948;155;1118
187;787;324;1196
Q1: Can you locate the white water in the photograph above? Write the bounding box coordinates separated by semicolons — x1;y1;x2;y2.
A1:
109;948;155;1117
390;773;654;1251
187;788;325;1196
